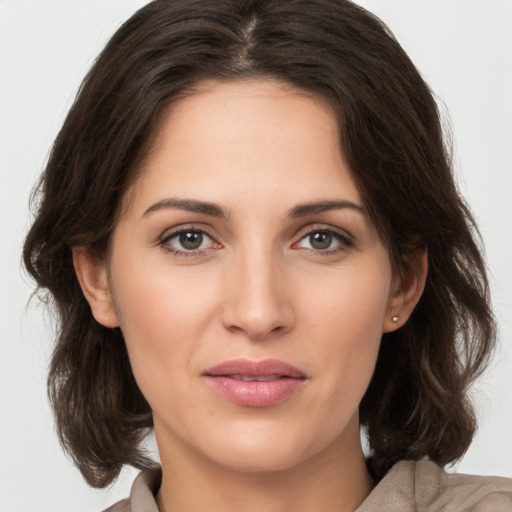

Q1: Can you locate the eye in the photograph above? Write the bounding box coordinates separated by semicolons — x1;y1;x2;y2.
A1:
294;229;352;252
160;228;219;255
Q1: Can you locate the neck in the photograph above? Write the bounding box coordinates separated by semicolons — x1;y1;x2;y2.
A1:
155;419;374;512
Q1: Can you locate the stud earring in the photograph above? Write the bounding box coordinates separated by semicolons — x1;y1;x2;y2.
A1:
392;316;400;323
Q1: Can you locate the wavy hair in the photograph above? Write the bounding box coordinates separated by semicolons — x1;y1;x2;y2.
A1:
23;0;496;487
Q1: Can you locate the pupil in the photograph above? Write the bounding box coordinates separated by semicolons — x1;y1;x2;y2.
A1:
179;231;202;250
310;232;332;250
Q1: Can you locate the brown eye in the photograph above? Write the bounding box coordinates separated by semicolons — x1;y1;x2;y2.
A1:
309;232;333;250
161;229;216;254
179;231;204;250
294;228;352;253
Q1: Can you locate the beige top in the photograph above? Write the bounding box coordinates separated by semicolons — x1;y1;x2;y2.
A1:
105;460;512;512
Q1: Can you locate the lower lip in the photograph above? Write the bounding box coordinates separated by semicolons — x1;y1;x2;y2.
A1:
204;376;305;407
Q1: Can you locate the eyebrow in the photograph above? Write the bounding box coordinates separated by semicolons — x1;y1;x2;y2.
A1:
142;198;229;218
288;200;365;218
142;197;364;219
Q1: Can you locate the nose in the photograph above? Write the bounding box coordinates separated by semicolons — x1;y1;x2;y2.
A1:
221;247;295;341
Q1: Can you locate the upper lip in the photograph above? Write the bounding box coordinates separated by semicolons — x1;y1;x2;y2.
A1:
203;359;306;378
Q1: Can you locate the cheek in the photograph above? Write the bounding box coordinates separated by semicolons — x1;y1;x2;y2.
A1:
107;247;239;416
107;252;215;389
110;249;213;339
302;264;391;396
304;262;391;342
109;271;201;423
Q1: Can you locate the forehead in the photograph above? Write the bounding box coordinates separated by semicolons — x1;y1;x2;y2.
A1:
123;79;361;215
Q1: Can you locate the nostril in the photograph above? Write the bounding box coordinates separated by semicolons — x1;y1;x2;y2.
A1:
225;322;290;341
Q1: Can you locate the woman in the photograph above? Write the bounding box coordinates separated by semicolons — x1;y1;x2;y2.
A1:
22;0;512;510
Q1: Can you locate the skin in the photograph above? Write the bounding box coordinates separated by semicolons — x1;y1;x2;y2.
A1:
74;80;426;512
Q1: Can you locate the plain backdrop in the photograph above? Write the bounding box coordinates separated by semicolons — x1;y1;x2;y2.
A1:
1;1;511;511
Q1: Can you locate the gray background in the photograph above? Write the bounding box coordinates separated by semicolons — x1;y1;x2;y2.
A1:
1;1;511;510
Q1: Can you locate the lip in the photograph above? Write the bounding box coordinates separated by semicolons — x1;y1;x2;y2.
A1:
203;359;307;407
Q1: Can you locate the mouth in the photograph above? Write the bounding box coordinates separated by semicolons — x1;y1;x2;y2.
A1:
203;359;307;407
228;374;285;382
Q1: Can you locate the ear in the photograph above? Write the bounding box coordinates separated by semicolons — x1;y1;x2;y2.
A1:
72;246;120;328
383;247;428;333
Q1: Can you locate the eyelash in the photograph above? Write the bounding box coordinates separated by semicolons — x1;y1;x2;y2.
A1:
293;228;353;254
159;226;219;257
159;226;353;257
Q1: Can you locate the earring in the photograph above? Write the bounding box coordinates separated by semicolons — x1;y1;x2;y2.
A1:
392;316;400;323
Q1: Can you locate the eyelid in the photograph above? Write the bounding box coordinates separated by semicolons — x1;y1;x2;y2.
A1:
295;223;354;243
292;224;355;253
159;224;221;255
160;223;206;240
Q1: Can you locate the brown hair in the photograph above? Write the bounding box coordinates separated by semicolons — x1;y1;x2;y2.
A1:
23;0;496;487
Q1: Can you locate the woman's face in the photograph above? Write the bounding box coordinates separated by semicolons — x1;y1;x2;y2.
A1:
92;80;405;471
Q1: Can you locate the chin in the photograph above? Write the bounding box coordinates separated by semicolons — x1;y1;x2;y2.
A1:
196;422;330;474
210;443;307;474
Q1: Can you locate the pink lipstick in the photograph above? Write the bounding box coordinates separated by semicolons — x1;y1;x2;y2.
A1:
203;359;306;407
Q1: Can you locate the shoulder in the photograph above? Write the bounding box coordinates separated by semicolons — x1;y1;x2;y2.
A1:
358;460;512;512
102;466;162;512
413;460;512;511
414;461;512;512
